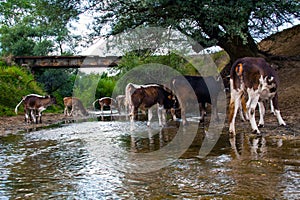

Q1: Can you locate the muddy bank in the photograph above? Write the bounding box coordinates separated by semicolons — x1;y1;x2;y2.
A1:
0;113;69;136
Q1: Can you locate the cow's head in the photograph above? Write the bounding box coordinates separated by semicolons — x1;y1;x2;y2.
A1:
48;95;57;104
259;76;277;99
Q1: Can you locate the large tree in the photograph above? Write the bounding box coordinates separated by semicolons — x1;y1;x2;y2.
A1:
0;0;83;56
89;0;300;62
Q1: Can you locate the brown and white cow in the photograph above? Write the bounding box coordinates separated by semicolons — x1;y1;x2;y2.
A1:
228;57;286;134
125;83;159;116
63;97;89;117
130;84;176;127
92;97;117;114
170;75;222;126
15;94;56;123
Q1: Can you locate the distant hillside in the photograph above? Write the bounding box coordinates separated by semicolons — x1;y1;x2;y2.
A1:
258;24;300;57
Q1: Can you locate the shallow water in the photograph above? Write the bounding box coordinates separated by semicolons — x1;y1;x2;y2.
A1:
0;117;299;199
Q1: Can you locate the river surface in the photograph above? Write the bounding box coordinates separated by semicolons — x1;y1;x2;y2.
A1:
0;116;299;199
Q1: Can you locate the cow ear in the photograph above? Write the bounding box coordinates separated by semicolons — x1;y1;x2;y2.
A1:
268;76;274;82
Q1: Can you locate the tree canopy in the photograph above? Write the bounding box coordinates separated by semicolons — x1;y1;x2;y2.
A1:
0;0;299;61
89;0;300;61
0;0;83;56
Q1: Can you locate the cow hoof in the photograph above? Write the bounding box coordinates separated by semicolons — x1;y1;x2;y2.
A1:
252;129;261;135
279;123;286;127
182;122;189;126
229;131;236;136
258;124;264;128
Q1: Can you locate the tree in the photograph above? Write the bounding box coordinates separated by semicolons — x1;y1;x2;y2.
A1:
0;0;83;56
89;0;300;62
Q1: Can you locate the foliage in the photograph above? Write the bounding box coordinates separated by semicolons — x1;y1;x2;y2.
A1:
72;72;117;109
34;68;78;96
115;52;199;77
0;0;83;56
0;64;44;116
89;0;300;61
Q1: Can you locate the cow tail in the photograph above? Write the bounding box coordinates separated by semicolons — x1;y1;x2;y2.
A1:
15;96;25;114
92;99;98;109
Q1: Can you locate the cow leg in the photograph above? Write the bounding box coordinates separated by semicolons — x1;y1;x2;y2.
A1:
157;105;166;127
37;111;42;124
64;106;68;116
69;107;73;116
100;104;104;114
130;106;138;123
272;94;286;126
171;108;177;121
199;103;205;122
211;98;219;122
37;108;45;123
239;95;248;121
258;101;265;128
181;103;188;126
229;89;241;135
147;107;154;127
270;99;275;114
30;109;36;124
247;89;260;134
25;108;30;123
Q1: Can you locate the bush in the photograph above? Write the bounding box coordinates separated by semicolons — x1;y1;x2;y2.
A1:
0;65;44;116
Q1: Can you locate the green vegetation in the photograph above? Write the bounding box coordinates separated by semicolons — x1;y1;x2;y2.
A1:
0;50;229;116
0;61;44;116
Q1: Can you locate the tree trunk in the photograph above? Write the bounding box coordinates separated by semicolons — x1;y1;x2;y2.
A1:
217;32;260;89
218;32;259;63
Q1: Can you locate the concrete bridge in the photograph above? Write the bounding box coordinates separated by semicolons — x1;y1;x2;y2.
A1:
14;56;121;68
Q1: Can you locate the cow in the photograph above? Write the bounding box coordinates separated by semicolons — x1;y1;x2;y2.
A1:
125;83;159;116
63;97;89;117
130;84;176;127
15;94;56;123
228;57;286;135
170;75;222;126
92;97;117;114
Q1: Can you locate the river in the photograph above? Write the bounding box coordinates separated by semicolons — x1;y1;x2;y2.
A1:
0;116;299;199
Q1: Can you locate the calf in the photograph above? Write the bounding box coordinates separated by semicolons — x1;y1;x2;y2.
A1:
170;75;222;126
130;84;176;127
63;97;89;116
125;83;159;116
93;97;117;114
15;94;56;123
228;57;286;134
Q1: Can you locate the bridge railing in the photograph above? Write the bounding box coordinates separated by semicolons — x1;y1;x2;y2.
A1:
14;56;121;68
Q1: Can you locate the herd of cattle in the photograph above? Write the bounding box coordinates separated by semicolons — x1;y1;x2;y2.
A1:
14;57;286;134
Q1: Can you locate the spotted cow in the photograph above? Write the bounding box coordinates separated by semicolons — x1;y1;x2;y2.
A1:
130;84;176;127
92;97;117;114
228;57;286;134
15;94;56;123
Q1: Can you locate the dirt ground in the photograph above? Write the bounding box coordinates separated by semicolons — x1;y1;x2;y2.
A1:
0;113;69;135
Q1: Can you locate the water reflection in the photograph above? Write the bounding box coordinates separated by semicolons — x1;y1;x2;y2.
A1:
0;119;299;199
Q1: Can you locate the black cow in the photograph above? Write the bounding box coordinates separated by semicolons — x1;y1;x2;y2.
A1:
170;75;222;125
